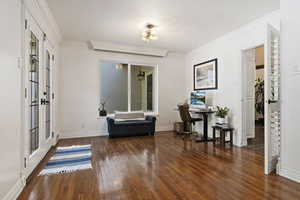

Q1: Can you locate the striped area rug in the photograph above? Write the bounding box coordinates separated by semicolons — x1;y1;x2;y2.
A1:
39;145;92;175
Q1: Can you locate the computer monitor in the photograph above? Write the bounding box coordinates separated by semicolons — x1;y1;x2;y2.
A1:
190;91;206;106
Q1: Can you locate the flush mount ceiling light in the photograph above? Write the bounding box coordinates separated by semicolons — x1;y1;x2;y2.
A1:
142;23;158;42
115;63;123;69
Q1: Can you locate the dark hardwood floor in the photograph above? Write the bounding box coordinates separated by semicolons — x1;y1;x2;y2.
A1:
18;132;300;200
246;123;265;154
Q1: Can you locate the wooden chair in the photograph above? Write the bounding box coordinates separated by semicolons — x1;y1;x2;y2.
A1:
177;104;202;139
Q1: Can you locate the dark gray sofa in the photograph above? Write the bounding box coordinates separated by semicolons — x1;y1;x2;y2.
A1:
106;116;156;138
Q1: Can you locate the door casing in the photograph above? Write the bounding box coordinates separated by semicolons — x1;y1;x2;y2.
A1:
22;10;55;179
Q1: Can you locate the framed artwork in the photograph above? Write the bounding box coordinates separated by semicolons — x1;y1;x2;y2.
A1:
193;58;218;90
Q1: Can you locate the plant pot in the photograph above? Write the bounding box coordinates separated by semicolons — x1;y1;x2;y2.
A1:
216;117;227;125
99;110;107;117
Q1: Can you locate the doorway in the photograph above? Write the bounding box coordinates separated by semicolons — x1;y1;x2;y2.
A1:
23;11;54;179
246;46;265;154
146;73;153;111
241;24;281;175
99;62;158;113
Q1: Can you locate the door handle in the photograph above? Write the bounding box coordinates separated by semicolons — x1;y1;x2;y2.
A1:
41;99;50;105
268;99;277;104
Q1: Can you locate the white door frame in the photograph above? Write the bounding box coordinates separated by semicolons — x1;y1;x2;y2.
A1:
241;44;264;146
99;59;159;115
43;39;55;150
23;11;44;178
241;24;281;175
264;24;281;174
22;10;55;179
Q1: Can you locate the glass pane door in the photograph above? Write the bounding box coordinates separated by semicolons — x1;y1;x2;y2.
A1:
130;65;154;112
29;32;40;154
23;12;50;178
45;50;51;139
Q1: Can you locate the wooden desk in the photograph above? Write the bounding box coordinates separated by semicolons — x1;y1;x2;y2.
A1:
175;108;215;142
190;110;215;142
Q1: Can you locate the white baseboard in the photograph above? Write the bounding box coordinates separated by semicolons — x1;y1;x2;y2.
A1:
60;130;108;139
279;167;300;183
156;125;173;132
60;125;174;139
2;179;24;200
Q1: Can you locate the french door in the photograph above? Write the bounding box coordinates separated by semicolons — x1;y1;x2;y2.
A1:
264;24;281;174
242;48;256;143
43;39;54;150
23;12;53;177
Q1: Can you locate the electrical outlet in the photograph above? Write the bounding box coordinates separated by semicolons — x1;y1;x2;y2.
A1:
293;65;300;74
81;123;85;129
21;175;27;185
17;57;21;69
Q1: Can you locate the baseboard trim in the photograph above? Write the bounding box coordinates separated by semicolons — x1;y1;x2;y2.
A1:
2;179;24;200
279;167;300;183
157;125;173;132
60;130;108;139
60;126;173;139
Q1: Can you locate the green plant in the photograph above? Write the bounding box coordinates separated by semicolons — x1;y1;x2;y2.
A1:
255;78;264;117
98;101;106;111
215;106;229;118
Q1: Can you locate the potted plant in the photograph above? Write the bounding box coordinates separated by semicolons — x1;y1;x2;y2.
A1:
98;102;107;117
255;78;264;124
215;106;230;124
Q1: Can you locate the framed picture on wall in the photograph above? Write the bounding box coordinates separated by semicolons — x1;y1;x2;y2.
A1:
193;58;218;90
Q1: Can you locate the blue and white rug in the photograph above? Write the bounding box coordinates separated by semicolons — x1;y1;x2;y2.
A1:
39;145;92;176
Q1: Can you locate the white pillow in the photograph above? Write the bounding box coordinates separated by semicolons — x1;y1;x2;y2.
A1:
114;111;145;121
115;111;143;114
115;118;146;122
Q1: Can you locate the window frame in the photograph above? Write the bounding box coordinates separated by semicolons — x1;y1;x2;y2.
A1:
100;60;159;115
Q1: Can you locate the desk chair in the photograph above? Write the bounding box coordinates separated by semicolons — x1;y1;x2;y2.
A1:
177;104;202;139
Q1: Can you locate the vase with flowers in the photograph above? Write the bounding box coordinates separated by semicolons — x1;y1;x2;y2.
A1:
98;102;107;117
215;106;230;125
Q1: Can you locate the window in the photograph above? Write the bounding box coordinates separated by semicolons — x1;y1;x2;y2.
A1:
45;50;51;139
29;31;40;154
131;65;154;111
100;62;156;114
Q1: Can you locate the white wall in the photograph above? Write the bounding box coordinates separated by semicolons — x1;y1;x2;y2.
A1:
280;0;300;183
0;0;61;199
0;0;22;199
22;0;62;176
185;11;280;146
59;42;185;138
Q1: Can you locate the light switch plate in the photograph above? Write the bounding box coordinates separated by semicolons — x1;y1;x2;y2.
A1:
293;65;300;75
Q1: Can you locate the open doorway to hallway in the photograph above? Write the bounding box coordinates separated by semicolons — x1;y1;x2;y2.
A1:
242;25;281;175
246;46;265;154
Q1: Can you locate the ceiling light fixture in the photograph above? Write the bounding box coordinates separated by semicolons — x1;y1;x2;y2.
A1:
115;63;123;69
142;23;158;42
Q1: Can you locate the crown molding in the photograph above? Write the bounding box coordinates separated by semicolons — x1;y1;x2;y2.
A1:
89;40;168;57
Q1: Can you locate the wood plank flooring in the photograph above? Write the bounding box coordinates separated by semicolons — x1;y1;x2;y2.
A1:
18;132;300;200
246;124;265;154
